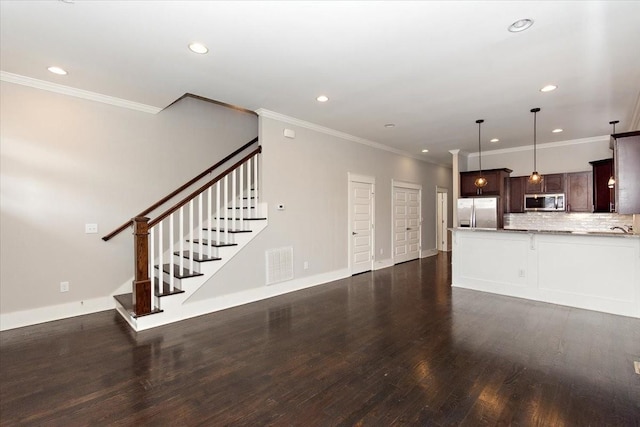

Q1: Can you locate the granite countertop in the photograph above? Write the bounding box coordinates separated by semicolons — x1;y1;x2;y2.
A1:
451;227;640;238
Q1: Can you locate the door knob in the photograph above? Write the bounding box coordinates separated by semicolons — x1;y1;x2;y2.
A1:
406;227;411;231
352;232;357;235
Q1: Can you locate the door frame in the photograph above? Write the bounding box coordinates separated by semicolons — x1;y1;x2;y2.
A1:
348;173;375;275
391;180;422;264
436;186;450;252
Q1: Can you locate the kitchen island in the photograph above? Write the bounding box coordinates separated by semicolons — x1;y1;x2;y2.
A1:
451;228;640;318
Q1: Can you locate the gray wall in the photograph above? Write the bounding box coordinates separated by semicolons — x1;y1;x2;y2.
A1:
0;82;257;314
189;115;453;301
1;81;452;322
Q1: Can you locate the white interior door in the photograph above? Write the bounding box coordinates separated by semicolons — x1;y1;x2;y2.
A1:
393;185;420;264
350;180;374;275
437;191;449;252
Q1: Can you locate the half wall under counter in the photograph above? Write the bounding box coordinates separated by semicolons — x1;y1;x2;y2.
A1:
451;228;640;318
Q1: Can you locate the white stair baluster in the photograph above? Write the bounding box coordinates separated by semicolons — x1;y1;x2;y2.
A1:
198;193;203;266
224;175;229;245
169;214;174;292
253;154;259;218
232;168;237;231
158;221;163;294
239;163;244;231
248;157;254;217
216;182;220;249
189;200;194;274
207;187;213;259
179;206;184;275
150;225;155;303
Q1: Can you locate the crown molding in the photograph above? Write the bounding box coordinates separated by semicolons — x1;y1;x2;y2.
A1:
466;135;609;158
0;71;162;114
256;108;450;167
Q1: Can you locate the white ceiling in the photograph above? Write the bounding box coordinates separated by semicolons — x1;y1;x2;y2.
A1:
2;1;639;165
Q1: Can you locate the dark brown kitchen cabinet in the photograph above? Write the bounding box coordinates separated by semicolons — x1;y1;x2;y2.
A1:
590;158;614;212
508;176;526;213
524;173;565;194
460;168;512;197
612;131;640;214
566;171;593;212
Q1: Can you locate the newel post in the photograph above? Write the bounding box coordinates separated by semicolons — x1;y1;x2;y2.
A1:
132;216;152;316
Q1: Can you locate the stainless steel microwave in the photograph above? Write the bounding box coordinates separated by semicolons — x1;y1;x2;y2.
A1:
524;193;565;211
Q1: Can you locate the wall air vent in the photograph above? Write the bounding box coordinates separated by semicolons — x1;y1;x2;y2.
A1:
266;246;294;285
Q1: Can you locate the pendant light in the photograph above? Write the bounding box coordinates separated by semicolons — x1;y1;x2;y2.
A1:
607;120;619;188
528;108;542;185
474;119;487;188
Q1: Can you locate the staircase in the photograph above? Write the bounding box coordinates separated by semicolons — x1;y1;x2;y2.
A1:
105;139;266;331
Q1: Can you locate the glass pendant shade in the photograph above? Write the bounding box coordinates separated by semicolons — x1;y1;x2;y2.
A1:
474;176;488;188
474;119;487;188
529;171;542;184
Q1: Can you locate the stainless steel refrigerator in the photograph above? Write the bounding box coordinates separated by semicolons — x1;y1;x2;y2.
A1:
457;197;499;229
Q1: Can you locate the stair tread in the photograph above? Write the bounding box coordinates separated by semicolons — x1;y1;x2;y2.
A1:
214;217;267;221
114;293;163;318
189;239;237;247
153;278;185;297
154;264;204;279
202;228;252;234
227;206;255;209
174;251;222;262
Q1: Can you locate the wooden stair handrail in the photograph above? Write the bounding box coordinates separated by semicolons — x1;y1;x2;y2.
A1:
102;137;258;241
149;146;261;229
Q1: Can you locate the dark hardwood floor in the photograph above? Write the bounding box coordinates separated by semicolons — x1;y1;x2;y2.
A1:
1;252;639;426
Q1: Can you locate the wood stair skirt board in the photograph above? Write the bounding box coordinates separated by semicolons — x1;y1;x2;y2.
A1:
113;205;268;331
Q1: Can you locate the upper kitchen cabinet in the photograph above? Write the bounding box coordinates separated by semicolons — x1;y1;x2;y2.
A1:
566;171;593;212
612;131;640;214
508;176;526;213
590;158;614;212
460;168;512;197
524;173;565;194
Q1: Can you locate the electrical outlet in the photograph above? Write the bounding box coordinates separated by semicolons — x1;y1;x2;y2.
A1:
85;223;98;234
60;281;70;292
518;269;526;278
303;261;309;270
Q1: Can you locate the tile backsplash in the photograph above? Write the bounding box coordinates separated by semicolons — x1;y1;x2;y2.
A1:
504;212;634;232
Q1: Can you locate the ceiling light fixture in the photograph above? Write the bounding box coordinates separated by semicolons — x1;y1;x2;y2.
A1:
490;138;499;143
421;149;429;153
474;119;487;188
384;123;396;128
552;128;563;133
188;43;209;54
508;19;534;33
608;120;619;188
528;108;542;185
316;95;329;102
540;85;557;92
47;66;67;75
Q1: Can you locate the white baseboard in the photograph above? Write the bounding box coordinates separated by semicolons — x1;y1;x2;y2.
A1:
0;296;115;331
172;268;351;330
421;248;439;258
374;258;394;270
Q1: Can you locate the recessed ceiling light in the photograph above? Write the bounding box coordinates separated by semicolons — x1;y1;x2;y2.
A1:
540;84;558;92
552;128;563;133
421;149;429;153
47;66;67;75
316;95;329;102
384;123;395;128
508;19;534;33
188;43;209;54
490;138;500;143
